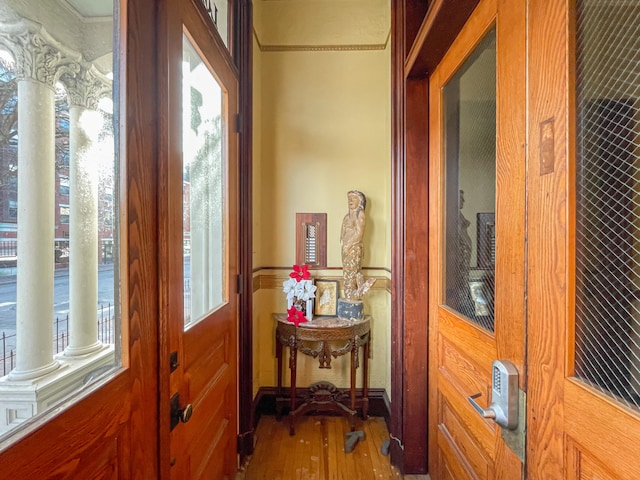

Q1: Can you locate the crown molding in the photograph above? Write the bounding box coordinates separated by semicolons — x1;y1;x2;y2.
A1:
253;27;390;52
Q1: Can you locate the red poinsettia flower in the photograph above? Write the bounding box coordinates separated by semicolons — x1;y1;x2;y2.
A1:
286;305;307;327
289;264;311;282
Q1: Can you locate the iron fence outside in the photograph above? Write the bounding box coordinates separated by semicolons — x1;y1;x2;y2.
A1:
1;277;191;376
0;303;115;376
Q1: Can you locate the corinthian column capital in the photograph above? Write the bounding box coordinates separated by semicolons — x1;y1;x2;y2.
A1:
61;65;112;110
0;21;81;88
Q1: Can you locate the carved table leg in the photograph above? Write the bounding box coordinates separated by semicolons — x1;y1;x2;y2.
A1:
362;336;370;419
289;340;298;435
350;338;357;431
276;337;283;420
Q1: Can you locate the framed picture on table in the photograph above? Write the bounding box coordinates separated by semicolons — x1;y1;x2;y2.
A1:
313;279;339;316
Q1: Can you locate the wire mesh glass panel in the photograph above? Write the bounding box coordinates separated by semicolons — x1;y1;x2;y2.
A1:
575;0;640;410
443;28;496;332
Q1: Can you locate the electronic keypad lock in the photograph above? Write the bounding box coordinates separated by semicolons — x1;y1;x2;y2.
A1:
468;359;519;430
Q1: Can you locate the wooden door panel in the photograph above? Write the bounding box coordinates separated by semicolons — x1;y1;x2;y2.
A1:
429;0;525;478
575;453;618;480
185;330;230;392
437;331;496;476
526;2;640;479
439;376;496;452
438;335;493;406
165;2;239;478
439;425;486;480
186;402;232;479
567;437;625;480
0;388;132;477
565;381;640;480
439;312;497;378
72;425;122;480
438;448;460;480
440;397;491;478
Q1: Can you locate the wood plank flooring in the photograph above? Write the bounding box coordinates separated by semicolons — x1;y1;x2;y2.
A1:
238;415;403;480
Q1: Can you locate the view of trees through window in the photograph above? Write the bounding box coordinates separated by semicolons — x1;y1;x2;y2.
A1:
0;57;116;370
0;0;120;439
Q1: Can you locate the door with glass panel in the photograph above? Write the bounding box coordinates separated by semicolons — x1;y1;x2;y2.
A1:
428;0;525;477
164;1;239;478
525;1;640;478
0;0;159;477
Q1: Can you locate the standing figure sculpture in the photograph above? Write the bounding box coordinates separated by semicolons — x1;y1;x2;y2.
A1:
338;190;375;320
458;189;472;283
341;190;368;300
457;189;474;316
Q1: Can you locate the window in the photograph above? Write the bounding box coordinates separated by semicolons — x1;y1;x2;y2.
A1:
0;1;119;441
59;175;69;196
443;28;497;332
575;0;640;411
59;204;69;224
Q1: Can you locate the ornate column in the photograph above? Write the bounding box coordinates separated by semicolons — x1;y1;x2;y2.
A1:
0;25;80;380
61;66;111;357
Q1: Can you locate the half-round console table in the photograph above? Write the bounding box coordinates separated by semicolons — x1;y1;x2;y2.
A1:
274;313;371;435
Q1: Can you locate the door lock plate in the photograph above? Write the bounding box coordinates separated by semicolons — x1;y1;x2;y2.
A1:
501;389;526;463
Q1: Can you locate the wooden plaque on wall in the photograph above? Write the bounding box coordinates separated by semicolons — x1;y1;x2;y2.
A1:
296;213;327;268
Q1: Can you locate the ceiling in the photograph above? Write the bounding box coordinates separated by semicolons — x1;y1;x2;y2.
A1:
63;0;112;17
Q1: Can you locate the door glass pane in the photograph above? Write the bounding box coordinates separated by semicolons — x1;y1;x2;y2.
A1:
0;0;120;439
575;0;640;411
182;35;226;327
443;28;496;332
199;0;230;49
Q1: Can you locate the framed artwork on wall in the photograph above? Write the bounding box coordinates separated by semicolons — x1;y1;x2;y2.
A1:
314;279;339;316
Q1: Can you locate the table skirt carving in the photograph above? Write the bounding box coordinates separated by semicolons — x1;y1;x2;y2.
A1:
273;314;371;435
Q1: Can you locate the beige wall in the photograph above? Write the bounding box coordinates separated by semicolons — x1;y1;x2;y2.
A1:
252;0;391;397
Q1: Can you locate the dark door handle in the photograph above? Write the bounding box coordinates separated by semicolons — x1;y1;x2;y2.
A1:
170;393;193;430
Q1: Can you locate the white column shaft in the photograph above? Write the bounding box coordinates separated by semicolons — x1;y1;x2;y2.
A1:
10;79;58;380
65;105;101;356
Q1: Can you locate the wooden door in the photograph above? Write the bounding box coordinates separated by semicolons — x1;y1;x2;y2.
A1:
527;1;640;478
161;1;239;478
428;0;526;477
0;0;160;477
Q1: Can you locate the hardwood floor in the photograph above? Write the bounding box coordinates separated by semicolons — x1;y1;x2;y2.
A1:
238;415;403;479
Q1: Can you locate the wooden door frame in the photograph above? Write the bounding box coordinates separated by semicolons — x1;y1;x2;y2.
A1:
390;0;481;474
235;0;254;463
525;1;568;477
